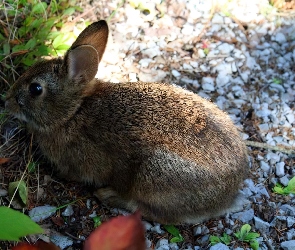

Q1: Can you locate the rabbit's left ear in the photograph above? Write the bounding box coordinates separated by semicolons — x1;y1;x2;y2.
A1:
70;20;109;64
66;45;98;84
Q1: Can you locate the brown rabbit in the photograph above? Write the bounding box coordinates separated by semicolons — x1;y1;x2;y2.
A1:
5;20;248;224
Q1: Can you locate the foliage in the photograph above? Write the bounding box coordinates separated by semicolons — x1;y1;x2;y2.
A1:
8;180;28;206
272;77;282;84
209;233;231;246
92;216;102;228
210;224;260;250
234;224;260;250
273;176;295;195
164;225;184;243
0;0;82;87
0;206;43;241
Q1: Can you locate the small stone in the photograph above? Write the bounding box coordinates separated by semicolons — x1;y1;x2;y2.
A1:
209;243;229;250
29;206;57;222
254;216;270;233
218;43;234;55
274;32;287;44
287;216;295;227
51;234;73;249
212;14;224;24
202;77;215;92
128;73;137;82
193;226;202;236
216;72;230;87
231;209;254;223
151;224;165;234
281;240;295;250
172;69;181;78
183;63;193;70
260;161;270;172
62;205;74;217
280;204;295;216
280;175;290;187
156;239;169;250
169;242;179;250
139;58;153;67
198;49;206;58
276;162;285;177
143;221;153;231
0;189;8;197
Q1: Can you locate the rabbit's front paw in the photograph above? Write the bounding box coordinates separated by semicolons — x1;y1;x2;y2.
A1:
94;187;138;212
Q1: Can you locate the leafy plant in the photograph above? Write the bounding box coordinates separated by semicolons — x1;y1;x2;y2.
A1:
272;77;282;84
0;206;43;240
93;216;102;228
234;224;260;250
210;233;231;246
273;176;295;195
0;0;82;87
164;225;184;243
8;180;28;206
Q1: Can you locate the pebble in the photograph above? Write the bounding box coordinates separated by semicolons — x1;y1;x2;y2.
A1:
209;243;229;250
254;216;270;233
29;205;57;222
0;189;8;196
260;161;270;172
281;240;295;250
172;69;181;78
62;205;74;217
276;162;285;177
51;234;73;249
202;77;215;92
280;175;290;186
231;209;254;223
274;33;287;44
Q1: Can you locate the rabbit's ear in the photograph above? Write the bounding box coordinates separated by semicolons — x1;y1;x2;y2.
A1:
70;20;108;64
66;45;98;84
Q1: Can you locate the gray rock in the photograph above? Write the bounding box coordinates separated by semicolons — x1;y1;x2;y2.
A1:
202;77;215;92
286;229;295;240
254;216;270;233
276;162;285;177
0;189;8;197
287;216;295;227
274;32;287;44
212;14;224;24
281;240;295;250
151;224;165;234
209;243;229;250
62;205;74;217
198;49;206;58
218;43;234;55
260;161;270;172
29;205;57;222
51;234;73;249
280;175;290;187
280;204;295;216
193;226;202;236
231;209;254;223
169;243;179;250
171;69;181;78
156;239;169;250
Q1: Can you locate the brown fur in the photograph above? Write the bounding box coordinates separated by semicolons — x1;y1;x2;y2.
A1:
5;20;248;224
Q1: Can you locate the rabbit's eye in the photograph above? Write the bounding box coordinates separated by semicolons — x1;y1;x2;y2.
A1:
29;83;43;97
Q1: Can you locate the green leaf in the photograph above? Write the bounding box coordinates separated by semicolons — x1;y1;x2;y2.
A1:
3;43;10;55
0;206;43;241
209;235;221;246
55;44;70;51
62;7;76;16
244;232;260;241
52;33;65;48
28;162;36;173
93;216;102;228
25;38;37;50
164;225;184;243
32;2;47;14
220;233;231;245
250;239;260;250
37;45;50;56
164;225;181;237
170;236;183;243
8;180;28;206
12;44;26;53
239;224;251;240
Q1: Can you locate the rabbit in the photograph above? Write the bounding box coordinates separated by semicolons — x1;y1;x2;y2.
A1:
5;20;249;224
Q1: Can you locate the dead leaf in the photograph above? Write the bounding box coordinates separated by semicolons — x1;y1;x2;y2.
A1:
12;241;61;250
0;158;10;165
84;211;145;250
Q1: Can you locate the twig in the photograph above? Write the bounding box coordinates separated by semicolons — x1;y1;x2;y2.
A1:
258;230;275;250
245;140;295;155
